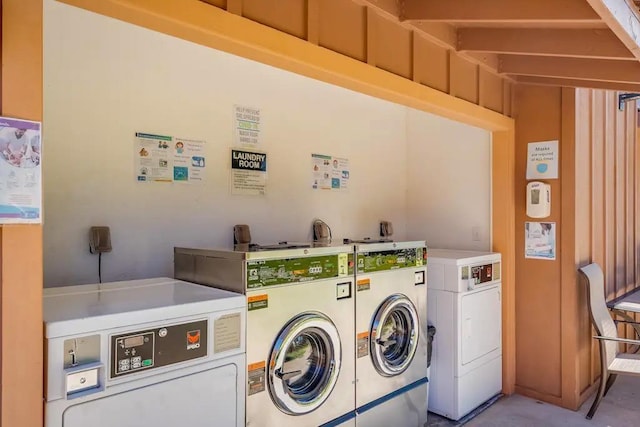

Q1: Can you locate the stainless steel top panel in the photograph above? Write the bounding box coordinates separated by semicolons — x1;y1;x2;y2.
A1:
175;243;355;261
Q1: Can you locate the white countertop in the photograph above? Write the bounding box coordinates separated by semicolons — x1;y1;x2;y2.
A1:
44;278;245;338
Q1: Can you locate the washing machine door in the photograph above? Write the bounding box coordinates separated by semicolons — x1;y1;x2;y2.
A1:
268;312;342;415
370;293;419;377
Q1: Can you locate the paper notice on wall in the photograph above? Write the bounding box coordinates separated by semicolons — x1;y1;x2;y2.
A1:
136;133;206;184
231;149;267;195
525;222;556;260
0;117;42;223
173;137;206;184
234;105;261;146
135;132;174;182
526;140;559;180
311;153;350;190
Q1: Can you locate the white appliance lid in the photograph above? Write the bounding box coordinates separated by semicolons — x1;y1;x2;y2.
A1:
43;278;245;338
427;249;501;264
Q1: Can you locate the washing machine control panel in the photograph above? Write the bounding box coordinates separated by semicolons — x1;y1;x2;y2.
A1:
110;319;208;378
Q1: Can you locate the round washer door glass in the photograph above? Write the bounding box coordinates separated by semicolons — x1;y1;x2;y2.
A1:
268;312;342;415
370;293;419;377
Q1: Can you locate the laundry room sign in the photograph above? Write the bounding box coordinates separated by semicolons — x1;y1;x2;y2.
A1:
230;149;267;196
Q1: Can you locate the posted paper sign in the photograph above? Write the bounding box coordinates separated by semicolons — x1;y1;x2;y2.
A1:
135;132;174;182
526;140;558;180
135;132;206;184
525;222;556;260
173;137;206;184
234;105;261;146
0;117;42;223
231;149;267;195
311;154;350;191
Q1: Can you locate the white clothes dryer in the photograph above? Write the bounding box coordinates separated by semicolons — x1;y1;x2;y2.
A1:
351;241;428;427
44;278;246;427
427;249;502;421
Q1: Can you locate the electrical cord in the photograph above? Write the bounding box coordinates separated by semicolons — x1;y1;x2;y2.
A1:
98;252;102;284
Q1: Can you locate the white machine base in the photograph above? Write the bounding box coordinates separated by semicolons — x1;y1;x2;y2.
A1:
356;380;428;427
61;365;239;427
429;356;502;421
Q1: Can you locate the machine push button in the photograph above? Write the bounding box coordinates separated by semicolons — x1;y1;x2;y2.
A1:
119;359;131;372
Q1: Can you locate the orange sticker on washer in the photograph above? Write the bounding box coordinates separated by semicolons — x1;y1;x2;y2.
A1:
357;279;370;292
357;331;369;358
248;361;266;395
248;361;265;371
248;294;268;311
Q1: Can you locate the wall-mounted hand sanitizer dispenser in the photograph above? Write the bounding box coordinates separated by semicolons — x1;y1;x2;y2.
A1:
527;181;551;218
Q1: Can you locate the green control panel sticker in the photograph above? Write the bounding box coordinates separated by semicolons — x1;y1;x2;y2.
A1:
348;253;355;275
357;247;426;273
246;254;349;288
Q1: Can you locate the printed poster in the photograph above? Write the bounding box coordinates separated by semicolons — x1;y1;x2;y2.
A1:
234;105;261;146
173;137;206;184
525;222;556;260
135;132;173;182
135;132;206;184
312;153;350;191
527;140;559;180
0;117;42;223
231;149;267;196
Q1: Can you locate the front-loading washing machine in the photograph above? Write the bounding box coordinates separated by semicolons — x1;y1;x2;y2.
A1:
349;240;428;427
44;277;246;427
175;243;357;427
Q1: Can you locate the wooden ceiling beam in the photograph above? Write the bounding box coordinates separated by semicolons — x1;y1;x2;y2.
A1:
500;55;640;83
515;75;640;92
458;28;633;60
355;1;502;74
400;0;602;23
352;0;399;21
585;0;640;59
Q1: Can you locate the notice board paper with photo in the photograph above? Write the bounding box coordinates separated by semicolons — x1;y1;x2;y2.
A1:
0;117;42;224
311;153;350;191
525;221;556;260
135;132;206;184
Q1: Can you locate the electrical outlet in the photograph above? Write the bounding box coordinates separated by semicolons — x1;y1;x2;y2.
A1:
472;226;481;242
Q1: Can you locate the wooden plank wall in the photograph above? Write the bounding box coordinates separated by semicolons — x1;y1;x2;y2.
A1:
573;89;639;404
514;86;639;410
200;0;513;117
1;1;44;426
514;85;565;406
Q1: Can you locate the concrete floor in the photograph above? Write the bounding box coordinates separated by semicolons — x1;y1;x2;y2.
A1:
427;375;640;427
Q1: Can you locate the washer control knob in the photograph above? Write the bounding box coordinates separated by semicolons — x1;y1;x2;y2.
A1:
158;328;168;338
